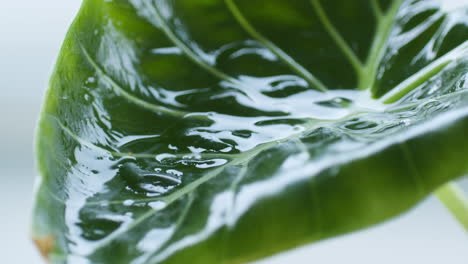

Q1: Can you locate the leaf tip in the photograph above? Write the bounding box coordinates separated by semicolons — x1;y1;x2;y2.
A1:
33;235;54;261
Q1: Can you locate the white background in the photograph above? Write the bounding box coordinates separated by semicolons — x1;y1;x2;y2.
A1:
0;0;467;263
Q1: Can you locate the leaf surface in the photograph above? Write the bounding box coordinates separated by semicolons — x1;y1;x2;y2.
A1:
33;0;468;263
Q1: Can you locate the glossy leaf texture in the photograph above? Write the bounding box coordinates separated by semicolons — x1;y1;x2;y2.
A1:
33;0;468;263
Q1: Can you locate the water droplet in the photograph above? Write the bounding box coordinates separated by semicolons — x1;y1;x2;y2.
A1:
78;218;122;241
168;144;178;150
220;146;232;152
120;163;181;197
232;130;252;138
343;119;378;130
317;97;353;108
399;119;411;126
123;200;134;206
188;146;206;153
149;201;167;210
195;159;228;169
166;169;183;177
86;77;96;83
156;153;176;162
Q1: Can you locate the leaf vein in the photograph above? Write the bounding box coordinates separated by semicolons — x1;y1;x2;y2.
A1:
310;0;364;76
144;1;242;86
80;45;192;118
225;0;328;92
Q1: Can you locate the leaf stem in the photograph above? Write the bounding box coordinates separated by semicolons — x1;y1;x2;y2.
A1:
225;0;328;92
435;182;468;232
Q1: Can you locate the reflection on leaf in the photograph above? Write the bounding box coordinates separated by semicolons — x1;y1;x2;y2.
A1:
33;0;468;263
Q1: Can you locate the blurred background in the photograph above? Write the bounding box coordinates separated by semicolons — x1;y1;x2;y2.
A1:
0;0;467;263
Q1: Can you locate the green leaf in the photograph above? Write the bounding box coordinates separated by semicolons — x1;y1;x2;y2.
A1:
33;0;468;263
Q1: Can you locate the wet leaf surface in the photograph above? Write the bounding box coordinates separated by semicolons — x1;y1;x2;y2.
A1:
33;0;468;263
